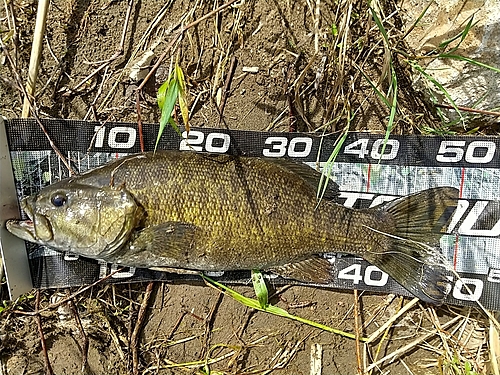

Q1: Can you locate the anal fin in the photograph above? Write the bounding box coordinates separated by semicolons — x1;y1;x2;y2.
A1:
269;256;333;284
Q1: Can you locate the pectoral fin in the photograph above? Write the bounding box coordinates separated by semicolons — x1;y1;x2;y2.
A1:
269;256;333;283
111;222;198;268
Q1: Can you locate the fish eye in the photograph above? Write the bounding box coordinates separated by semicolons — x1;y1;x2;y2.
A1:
51;193;67;207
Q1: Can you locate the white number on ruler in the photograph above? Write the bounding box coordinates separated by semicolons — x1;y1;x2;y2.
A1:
371;139;400;160
364;265;389;286
179;131;230;153
436;140;496;163
98;261;137;279
465;141;496;163
94;126;137;149
344;139;399;160
263;136;312;157
458;201;500;236
338;264;388;287
452;278;484;302
487;269;500;283
338;264;363;284
344;139;369;158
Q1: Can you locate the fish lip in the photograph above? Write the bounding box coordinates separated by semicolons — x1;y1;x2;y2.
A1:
5;218;37;242
5;197;36;239
6;197;52;243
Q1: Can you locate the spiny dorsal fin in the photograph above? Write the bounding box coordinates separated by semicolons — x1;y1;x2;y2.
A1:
260;158;339;201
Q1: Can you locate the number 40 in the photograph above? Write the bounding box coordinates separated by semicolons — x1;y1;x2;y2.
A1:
338;264;388;286
343;139;399;160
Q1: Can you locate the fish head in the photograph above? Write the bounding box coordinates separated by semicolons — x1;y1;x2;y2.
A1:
6;183;143;258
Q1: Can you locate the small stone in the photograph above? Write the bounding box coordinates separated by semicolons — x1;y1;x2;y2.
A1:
242;66;260;73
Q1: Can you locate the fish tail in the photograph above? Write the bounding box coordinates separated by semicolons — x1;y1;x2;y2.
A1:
364;187;459;304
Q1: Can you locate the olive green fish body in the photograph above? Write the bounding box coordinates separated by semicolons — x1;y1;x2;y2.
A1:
73;152;372;270
6;151;459;304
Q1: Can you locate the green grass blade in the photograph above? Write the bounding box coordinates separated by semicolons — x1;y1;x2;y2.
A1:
369;8;388;44
378;65;398;163
356;65;391;108
409;60;464;122
438;53;500;74
439;15;477;52
400;1;432;41
316;125;349;203
202;275;366;341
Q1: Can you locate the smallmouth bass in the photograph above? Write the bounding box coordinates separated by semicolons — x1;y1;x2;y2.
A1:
6;151;458;303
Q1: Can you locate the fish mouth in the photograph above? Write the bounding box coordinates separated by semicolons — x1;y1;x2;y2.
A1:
5;198;53;243
5;218;38;242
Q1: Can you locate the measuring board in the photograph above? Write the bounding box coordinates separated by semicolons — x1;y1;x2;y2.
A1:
1;118;500;310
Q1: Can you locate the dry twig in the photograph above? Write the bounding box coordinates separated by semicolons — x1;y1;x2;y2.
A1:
130;282;155;375
136;0;240;92
68;299;89;372
353;289;363;375
71;0;135;93
35;290;54;375
435;103;500;118
200;291;224;360
218;56;238;126
365;297;419;344
366;315;461;372
0;36;75;174
12;268;126;316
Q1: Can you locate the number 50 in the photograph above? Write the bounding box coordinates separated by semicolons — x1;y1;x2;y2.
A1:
436;140;495;163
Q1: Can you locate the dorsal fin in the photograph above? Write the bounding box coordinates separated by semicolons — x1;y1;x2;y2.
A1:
261;158;339;201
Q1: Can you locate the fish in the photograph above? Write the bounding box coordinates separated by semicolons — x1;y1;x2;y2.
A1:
6;151;459;304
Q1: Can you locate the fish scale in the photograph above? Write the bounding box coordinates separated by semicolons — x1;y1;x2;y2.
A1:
6;151;459;304
104;153;336;266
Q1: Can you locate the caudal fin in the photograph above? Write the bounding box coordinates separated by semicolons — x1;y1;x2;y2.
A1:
364;187;459;304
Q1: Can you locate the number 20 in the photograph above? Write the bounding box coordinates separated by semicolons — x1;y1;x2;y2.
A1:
179;131;230;153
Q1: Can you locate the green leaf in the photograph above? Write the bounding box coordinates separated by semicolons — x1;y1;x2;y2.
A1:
157;79;169;109
168;117;181;136
176;64;190;132
331;23;338;37
251;270;268;309
156;77;180;151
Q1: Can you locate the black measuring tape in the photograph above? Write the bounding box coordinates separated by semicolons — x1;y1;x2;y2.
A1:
4;118;500;310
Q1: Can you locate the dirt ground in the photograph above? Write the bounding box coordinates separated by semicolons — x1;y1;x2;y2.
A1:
0;0;497;374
